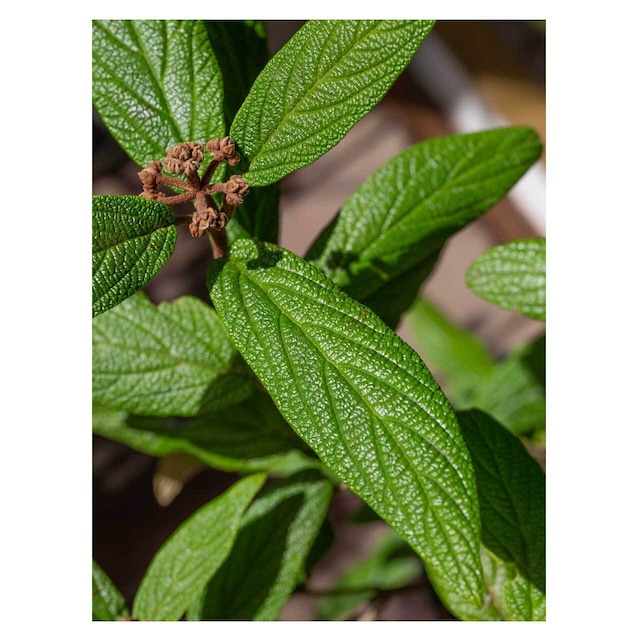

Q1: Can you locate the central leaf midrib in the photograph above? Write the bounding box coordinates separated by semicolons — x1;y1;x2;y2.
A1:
236;268;481;600
126;20;184;143
93;218;174;254
243;20;384;162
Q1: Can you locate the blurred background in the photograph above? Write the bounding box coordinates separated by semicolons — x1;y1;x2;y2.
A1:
93;20;545;621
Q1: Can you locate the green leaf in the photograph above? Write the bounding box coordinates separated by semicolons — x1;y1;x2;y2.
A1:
470;354;546;436
92;196;176;317
316;531;422;621
466;238;546;321
230;20;435;186
187;470;333;620
133;473;266;621
303;517;335;576
93;292;254;416
307;127;542;327
92;391;323;476
204;21;270;132
92;560;130;621
407;296;545;435
92;20;225;168
457;410;545;621
208;239;490;619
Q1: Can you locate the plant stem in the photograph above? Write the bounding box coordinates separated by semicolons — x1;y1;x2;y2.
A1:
174;214;193;226
209;228;228;259
157;174;191;191
201;159;221;187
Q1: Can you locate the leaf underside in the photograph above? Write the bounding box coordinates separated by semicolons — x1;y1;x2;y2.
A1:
230;20;435;186
92;195;177;317
208;239;490;619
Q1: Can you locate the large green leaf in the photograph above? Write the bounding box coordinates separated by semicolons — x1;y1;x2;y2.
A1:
208;239;491;619
230;20;435;186
407;296;545;436
307;127;542;327
92;560;130;621
92;392;323;476
457;410;545;621
187;470;333;620
316;531;423;621
132;473;265;621
93;292;254;416
92;20;225;168
92;195;177;317
466;238;546;321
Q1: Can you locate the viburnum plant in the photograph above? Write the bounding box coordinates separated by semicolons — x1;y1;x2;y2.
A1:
92;19;546;622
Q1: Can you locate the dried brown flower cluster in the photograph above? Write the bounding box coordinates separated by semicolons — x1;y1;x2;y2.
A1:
138;137;248;239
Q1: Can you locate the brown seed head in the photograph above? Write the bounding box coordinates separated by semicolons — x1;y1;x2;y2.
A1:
224;174;249;206
189;207;219;237
164;142;205;175
137;161;162;199
206;136;241;165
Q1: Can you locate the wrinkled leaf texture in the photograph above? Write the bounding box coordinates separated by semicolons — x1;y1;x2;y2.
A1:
230;20;435;186
92;195;176;317
92;20;225;168
307;127;542;327
133;473;265;621
208;239;493;619
466;238;546;321
93;293;254;416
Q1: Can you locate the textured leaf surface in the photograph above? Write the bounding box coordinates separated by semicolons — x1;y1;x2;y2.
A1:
92;20;225;168
92;196;176;317
208;239;489;618
407;297;545;435
187;471;333;620
93;293;254;416
457;410;545;620
92;560;129;621
307;127;542;327
466;239;546;321
230;20;435;186
92;392;322;476
316;531;422;621
133;473;265;621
